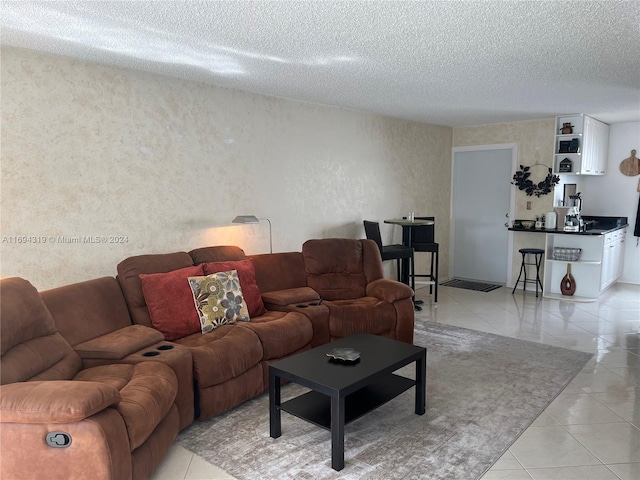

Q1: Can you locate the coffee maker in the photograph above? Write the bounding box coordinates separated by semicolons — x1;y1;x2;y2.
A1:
563;193;584;232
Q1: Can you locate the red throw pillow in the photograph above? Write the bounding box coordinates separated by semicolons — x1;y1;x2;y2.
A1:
203;259;266;317
140;265;205;340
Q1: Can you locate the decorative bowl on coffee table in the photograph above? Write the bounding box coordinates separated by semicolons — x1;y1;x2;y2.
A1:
326;347;360;363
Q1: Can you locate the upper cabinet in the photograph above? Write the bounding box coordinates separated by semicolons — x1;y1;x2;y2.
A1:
553;114;609;175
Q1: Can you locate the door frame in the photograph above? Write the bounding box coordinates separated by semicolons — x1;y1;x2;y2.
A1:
450;143;517;286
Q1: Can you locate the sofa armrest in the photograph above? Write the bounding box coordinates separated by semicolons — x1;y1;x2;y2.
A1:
74;325;164;360
261;287;320;306
366;279;413;303
0;381;121;424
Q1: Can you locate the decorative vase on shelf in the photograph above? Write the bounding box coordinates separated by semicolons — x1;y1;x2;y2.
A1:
561;123;573;134
560;263;576;296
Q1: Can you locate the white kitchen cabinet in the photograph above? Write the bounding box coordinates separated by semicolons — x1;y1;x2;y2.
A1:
553;114;609;175
601;239;615;291
543;228;627;302
614;234;625;278
601;229;627;291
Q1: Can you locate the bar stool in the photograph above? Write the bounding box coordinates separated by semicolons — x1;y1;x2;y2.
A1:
512;248;544;297
403;216;438;304
363;221;415;285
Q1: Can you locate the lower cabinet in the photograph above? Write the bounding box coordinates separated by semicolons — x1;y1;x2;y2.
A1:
601;230;626;291
543;229;627;302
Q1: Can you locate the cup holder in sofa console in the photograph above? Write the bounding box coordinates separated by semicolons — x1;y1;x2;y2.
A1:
142;351;160;357
157;345;174;351
296;300;323;308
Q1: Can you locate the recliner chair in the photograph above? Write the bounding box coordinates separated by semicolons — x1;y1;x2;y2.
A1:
0;277;182;480
302;238;415;343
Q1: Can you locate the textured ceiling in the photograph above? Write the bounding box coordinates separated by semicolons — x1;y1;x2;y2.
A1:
1;0;639;127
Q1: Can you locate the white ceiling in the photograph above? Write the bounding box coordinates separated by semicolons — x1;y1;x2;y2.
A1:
2;0;639;127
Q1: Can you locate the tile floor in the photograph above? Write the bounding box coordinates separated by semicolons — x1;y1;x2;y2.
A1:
152;282;640;480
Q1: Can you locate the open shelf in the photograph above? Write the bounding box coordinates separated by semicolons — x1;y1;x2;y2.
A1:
553;114;608;175
546;259;601;266
556;133;583;139
543;292;598;303
279;373;415;430
543;232;605;301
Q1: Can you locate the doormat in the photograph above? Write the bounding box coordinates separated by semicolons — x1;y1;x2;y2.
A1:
440;278;502;292
176;322;592;479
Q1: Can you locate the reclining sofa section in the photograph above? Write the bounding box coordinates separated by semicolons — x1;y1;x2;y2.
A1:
0;278;182;480
116;238;414;421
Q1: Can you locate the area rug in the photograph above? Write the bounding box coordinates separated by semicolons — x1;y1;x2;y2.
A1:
177;322;592;479
440;278;502;292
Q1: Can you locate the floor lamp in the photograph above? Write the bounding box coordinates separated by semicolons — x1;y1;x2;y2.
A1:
232;215;272;253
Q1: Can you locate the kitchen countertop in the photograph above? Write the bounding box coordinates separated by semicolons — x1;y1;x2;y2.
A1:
508;225;628;235
508;215;628;236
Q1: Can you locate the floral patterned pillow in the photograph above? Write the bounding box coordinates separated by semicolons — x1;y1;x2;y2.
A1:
187;270;250;333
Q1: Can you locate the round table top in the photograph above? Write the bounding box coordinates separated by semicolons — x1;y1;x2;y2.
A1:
384;218;434;226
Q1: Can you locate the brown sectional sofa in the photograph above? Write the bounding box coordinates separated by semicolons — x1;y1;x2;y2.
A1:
0;238;414;479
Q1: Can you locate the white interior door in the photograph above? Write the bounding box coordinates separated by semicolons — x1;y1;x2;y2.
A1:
451;145;515;284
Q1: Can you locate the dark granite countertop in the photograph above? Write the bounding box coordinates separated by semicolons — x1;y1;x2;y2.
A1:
508;226;628;235
508;216;628;236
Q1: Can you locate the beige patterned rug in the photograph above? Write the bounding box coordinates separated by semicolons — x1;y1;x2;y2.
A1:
177;321;592;479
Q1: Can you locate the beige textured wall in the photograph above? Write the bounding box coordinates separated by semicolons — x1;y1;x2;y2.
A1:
453;119;556;285
1;47;452;290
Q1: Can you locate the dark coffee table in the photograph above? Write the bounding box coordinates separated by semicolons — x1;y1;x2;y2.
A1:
269;333;426;471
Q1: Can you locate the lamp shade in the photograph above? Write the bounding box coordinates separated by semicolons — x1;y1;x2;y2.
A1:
232;215;259;224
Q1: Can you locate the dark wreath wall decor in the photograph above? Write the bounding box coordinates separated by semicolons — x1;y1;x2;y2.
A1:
511;163;560;197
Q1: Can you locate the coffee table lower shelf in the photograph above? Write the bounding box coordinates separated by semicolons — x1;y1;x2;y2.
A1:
280;373;415;430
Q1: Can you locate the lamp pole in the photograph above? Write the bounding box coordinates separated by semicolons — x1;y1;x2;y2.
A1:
264;217;272;253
